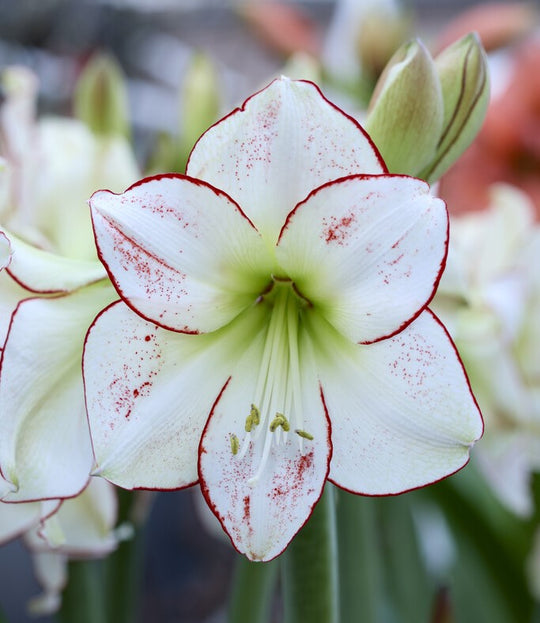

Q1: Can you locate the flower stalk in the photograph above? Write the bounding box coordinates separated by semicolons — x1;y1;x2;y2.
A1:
281;485;339;623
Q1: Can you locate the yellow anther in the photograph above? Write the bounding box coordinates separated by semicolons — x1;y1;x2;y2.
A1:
250;404;260;426
295;429;314;440
269;413;289;432
230;434;240;455
245;404;261;432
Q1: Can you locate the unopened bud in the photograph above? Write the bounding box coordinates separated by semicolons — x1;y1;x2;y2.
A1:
365;39;443;175
179;52;220;168
419;33;489;183
74;53;130;138
357;9;411;80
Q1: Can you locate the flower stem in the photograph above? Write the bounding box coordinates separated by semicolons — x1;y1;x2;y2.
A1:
281;484;338;623
58;560;107;623
336;489;382;623
227;556;279;623
104;489;147;623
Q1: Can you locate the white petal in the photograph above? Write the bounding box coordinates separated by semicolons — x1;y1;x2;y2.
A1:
34;119;140;262
0;231;12;269
27;551;67;616
187;77;384;244
5;230;107;293
25;478;119;557
277;175;448;343
198;327;331;561
312;310;482;494
0;496;59;545
0;283;115;501
474;436;534;517
90;175;273;333
84;301;266;489
0;271;29;347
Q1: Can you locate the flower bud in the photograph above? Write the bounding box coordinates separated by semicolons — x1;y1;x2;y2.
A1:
365;39;443;175
74;53;130;139
357;8;411;80
419;33;489;183
179;52;220;168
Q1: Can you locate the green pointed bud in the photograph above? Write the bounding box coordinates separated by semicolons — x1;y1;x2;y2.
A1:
179;52;220;169
281;52;322;83
365;39;443;176
419;33;489;183
145;132;178;176
74;53;130;139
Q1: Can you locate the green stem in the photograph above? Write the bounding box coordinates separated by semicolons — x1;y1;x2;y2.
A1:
281;485;338;623
336;490;381;623
57;559;107;623
227;556;279;623
104;490;147;623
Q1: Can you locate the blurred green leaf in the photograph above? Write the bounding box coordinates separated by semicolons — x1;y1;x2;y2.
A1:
426;465;534;622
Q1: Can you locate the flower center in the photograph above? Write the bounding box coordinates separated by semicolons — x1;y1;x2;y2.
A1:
231;279;314;486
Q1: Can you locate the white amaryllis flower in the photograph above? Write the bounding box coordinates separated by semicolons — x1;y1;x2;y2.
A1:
433;184;540;516
85;77;482;561
0;66;137;503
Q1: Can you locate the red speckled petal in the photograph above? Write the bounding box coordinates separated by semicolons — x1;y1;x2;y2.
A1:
276;175;448;344
198;328;331;562
0;284;115;502
90;174;273;334
187;77;385;245
83;301;268;490
312;310;483;495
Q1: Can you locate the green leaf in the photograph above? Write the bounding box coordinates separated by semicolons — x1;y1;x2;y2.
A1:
425;465;534;623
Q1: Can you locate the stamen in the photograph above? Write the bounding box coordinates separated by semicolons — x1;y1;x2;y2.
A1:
269;413;290;432
245;404;260;432
230;434;240;455
232;282;313;482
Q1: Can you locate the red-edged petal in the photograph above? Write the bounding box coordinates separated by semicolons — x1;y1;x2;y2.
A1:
90;174;273;333
0;231;12;270
0;284;115;502
187;77;385;244
310;309;483;495
198;329;331;561
83;300;267;490
277;174;448;344
0;495;60;545
5;230;106;294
